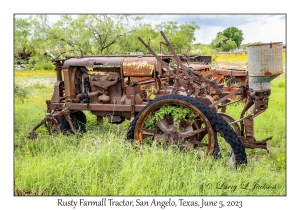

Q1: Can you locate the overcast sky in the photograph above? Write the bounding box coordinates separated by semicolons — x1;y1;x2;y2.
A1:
137;14;286;45
16;14;286;45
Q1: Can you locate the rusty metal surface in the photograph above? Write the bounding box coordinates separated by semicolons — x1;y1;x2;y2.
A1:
179;55;212;64
28;106;71;139
239;136;272;152
47;102;146;113
137;37;177;77
184;63;210;71
63;57;125;67
248;42;283;76
247;42;283;91
123;57;156;77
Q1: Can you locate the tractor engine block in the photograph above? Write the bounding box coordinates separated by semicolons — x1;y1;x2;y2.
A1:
88;67;123;104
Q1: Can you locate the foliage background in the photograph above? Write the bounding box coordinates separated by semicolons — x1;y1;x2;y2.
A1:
14;15;253;71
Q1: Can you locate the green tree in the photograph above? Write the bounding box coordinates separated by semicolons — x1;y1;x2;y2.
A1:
16;15;200;61
192;43;213;55
84;15;138;54
117;22;160;54
31;14;140;56
210;32;238;51
222;27;244;48
31;15;68;59
14;16;35;62
155;21;200;54
221;39;237;51
117;20;200;55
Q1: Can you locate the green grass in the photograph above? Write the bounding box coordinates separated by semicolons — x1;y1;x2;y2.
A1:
14;70;286;196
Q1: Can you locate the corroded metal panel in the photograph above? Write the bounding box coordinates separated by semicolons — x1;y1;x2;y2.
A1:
248;42;283;76
247;42;283;90
63;57;124;67
185;63;210;71
123;57;156;77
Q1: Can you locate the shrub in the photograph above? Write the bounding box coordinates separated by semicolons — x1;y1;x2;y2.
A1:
27;56;55;71
14;84;29;102
33;61;55;71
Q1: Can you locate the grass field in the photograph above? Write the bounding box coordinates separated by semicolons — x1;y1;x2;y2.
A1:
14;64;286;196
211;51;286;66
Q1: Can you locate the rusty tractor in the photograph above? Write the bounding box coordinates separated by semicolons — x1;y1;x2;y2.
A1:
28;31;284;166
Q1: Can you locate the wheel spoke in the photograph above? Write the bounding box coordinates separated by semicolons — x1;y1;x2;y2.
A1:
192;141;209;147
177;124;194;139
189;114;199;121
198;142;209;147
156;118;175;134
193;128;207;135
140;128;157;136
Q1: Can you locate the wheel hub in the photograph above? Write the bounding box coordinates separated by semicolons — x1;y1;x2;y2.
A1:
154;118;195;144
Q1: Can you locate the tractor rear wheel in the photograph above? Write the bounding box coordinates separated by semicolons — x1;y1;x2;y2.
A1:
127;95;247;165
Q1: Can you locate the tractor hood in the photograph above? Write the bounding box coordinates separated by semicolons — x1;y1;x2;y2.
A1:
63;57;125;67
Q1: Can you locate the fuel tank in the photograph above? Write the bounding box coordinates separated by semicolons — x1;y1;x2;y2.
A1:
122;56;157;77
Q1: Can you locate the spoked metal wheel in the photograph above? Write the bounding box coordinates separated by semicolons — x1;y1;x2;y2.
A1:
127;94;247;165
133;99;215;156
